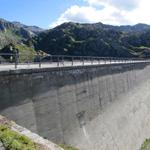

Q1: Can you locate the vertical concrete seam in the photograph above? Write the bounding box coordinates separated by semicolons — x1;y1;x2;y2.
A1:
103;120;120;150
30;74;40;133
56;69;65;143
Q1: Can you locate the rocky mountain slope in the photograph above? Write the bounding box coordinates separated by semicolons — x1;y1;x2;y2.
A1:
12;21;43;35
1;18;150;58
34;22;150;58
0;18;43;49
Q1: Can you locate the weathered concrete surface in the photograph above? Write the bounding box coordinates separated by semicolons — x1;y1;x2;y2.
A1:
0;63;150;150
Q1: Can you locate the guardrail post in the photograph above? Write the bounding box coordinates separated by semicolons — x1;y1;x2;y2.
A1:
82;57;84;66
27;55;29;66
62;56;64;66
109;57;111;64
98;58;100;64
72;57;74;66
104;58;106;64
15;53;18;69
61;56;64;66
80;57;82;65
50;56;52;64
57;56;59;67
38;54;41;68
91;57;93;65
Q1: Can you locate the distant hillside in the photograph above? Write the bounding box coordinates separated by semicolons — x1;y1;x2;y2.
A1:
34;22;150;58
12;21;44;35
0;18;43;49
118;23;150;33
0;43;36;62
1;19;150;58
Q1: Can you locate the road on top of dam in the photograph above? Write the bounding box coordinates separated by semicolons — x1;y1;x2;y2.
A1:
0;60;149;71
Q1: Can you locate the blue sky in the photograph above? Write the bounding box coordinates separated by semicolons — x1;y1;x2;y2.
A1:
0;0;85;28
0;0;150;29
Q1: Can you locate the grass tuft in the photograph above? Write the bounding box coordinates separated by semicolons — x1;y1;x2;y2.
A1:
0;125;38;150
60;144;79;150
140;139;150;150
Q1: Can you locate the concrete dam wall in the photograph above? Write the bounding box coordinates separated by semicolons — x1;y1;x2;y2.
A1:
0;63;150;150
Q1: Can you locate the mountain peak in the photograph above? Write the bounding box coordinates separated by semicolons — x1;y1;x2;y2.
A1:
134;23;149;26
0;18;43;49
12;21;44;34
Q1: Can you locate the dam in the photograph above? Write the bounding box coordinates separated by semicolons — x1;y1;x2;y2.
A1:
0;60;150;150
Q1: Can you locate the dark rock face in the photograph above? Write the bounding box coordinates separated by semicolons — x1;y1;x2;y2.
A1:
0;18;43;35
34;22;150;58
0;19;16;31
1;19;150;58
0;18;43;49
12;21;44;34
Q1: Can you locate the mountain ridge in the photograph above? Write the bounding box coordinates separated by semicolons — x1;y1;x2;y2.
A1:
0;18;43;49
33;22;150;58
1;18;150;58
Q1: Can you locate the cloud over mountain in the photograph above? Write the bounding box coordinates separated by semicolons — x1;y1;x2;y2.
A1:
84;0;139;10
50;0;150;28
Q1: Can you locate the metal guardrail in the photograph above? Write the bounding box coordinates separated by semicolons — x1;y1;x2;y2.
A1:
0;53;149;69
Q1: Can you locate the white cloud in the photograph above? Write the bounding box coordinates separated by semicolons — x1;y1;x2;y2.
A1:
50;0;150;28
85;0;140;10
50;5;125;28
126;0;150;24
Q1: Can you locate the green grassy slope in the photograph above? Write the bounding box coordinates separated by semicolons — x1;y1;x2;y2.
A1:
0;125;38;150
140;139;150;150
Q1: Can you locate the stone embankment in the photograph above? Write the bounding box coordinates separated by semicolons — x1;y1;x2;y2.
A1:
0;115;63;150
